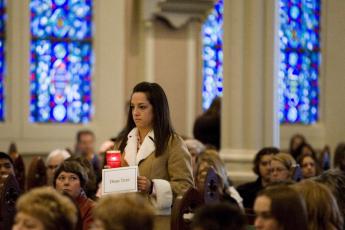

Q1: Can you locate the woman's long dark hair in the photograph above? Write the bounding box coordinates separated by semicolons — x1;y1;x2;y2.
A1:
257;185;308;230
119;82;175;157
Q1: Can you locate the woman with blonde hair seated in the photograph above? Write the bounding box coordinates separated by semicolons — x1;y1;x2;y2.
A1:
92;193;155;230
13;186;78;230
270;153;297;182
293;180;343;230
194;149;243;208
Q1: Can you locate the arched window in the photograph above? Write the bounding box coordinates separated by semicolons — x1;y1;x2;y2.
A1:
0;0;5;121
278;0;321;124
202;0;223;111
30;0;93;123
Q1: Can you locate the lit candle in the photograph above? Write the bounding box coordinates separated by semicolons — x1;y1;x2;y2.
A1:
106;150;121;168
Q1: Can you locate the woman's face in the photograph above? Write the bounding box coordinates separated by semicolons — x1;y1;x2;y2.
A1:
254;196;281;230
131;92;154;133
270;160;290;182
13;212;45;230
55;171;81;199
301;156;317;178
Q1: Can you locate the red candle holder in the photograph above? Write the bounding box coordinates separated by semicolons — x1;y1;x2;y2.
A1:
106;150;121;168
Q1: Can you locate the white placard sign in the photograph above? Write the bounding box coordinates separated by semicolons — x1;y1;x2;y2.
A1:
102;166;138;195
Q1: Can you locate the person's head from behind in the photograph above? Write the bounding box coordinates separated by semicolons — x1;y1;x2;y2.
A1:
195;149;228;194
270;153;296;182
297;153;320;179
289;133;306;154
75;129;95;157
13;187;77;230
334;142;345;171
46;149;71;185
315;169;345;228
120;81;174;156
254;185;308;230
205;97;221;116
93;193;154;230
191;202;246;230
253;147;279;185
0;151;15;177
53;161;88;199
293;180;343;230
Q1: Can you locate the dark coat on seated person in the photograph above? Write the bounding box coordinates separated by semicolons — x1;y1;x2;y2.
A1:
236;178;263;209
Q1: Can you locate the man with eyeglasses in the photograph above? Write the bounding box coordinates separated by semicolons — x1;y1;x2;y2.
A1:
236;147;279;209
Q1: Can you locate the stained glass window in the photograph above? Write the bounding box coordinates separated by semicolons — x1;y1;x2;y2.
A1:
30;0;93;123
202;0;223;111
0;0;5;122
278;0;320;124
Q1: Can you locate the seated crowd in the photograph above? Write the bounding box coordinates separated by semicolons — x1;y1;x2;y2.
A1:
0;130;345;230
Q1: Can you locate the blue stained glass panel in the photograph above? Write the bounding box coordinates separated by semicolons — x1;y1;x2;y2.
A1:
202;0;223;111
279;0;320;124
30;0;93;123
0;0;5;122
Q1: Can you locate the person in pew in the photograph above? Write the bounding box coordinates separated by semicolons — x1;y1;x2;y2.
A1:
54;160;95;230
92;193;155;230
288;133;306;157
333;142;345;172
191;202;247;230
46;149;71;185
75;129;102;184
193;97;221;150
0;152;15;189
117;82;194;217
13;186;78;230
8;142;25;191
66;156;98;200
195;149;243;208
270;153;297;183
291;141;317;162
237;147;279;209
297;153;321;179
314;169;345;230
254;185;308;230
293;180;343;230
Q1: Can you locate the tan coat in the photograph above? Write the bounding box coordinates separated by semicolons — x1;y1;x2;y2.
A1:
121;128;194;215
